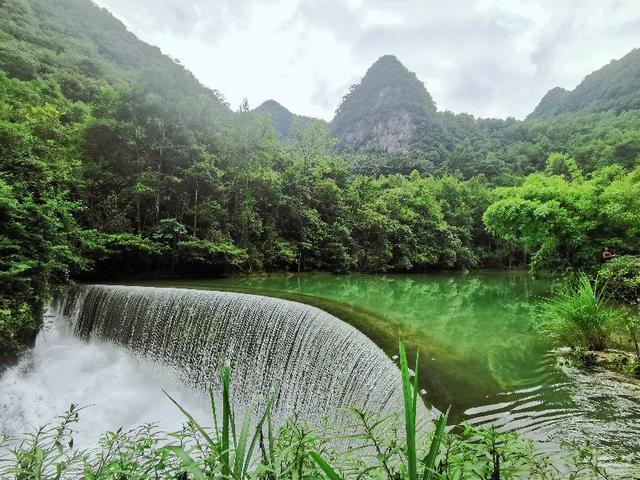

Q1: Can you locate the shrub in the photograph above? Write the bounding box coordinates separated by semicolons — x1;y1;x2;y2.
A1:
619;310;640;357
0;302;38;360
539;273;623;350
598;255;640;304
598;256;640;355
628;359;640;378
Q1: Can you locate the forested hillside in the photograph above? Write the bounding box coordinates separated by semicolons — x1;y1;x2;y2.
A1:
253;100;325;140
0;0;226;106
530;48;640;118
1;0;639;358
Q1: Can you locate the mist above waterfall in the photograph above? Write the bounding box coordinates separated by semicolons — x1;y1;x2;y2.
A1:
0;311;210;447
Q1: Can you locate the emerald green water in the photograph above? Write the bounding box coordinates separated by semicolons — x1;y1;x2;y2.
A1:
140;272;640;465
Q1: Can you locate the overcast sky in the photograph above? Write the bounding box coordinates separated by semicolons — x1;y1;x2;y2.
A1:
94;0;639;120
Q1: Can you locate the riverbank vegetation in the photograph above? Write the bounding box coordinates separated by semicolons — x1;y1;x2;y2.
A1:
483;159;640;274
540;269;640;377
0;343;625;479
539;273;622;351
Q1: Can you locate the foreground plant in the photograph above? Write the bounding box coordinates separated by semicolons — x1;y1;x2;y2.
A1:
309;341;450;480
308;341;623;480
163;364;277;480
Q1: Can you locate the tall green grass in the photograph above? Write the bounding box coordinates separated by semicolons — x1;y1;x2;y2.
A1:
165;364;274;480
539;272;622;351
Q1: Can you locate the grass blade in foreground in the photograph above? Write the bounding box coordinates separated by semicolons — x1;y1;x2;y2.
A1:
221;364;232;477
164;446;207;480
310;451;344;480
422;408;449;480
163;390;216;447
399;339;418;480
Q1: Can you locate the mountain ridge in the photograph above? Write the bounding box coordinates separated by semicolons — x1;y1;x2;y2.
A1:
330;54;439;153
529;48;640;118
0;0;228;107
253;99;325;140
2;0;639;160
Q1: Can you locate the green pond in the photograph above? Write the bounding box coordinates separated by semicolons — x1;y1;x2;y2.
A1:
139;271;640;464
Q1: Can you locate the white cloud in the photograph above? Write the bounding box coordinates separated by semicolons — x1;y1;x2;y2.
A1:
94;0;640;120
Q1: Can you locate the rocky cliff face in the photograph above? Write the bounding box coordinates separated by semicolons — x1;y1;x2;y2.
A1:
331;55;439;153
338;110;415;153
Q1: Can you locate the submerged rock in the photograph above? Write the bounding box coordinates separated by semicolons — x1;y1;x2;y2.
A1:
556;347;640;381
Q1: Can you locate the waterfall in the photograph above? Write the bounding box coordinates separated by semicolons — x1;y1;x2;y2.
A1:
53;284;430;429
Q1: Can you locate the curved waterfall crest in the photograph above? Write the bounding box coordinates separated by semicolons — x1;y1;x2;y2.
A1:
53;284;429;427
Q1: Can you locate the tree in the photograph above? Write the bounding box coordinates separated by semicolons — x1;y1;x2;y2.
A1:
484;155;640;273
0;73;90;357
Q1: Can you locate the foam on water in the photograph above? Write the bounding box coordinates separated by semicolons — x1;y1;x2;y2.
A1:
0;310;209;446
1;284;426;445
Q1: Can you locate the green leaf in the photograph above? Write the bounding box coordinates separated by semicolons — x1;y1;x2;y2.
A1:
163;445;207;480
399;339;418;480
423;408;449;480
162;390;216;447
310;451;344;480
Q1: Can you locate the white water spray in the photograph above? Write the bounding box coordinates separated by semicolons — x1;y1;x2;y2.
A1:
54;284;423;426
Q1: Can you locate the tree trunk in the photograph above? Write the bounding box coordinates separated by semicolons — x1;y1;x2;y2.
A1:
193;187;198;237
155;126;165;223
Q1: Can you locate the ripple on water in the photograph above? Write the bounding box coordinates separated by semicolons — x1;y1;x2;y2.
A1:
462;353;640;476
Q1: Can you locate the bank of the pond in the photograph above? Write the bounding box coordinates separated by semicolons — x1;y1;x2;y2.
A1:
558;347;640;380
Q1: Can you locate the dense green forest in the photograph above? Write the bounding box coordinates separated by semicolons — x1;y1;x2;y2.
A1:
1;0;640;358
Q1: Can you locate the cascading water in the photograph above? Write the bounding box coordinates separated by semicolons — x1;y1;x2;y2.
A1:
52;284;429;429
